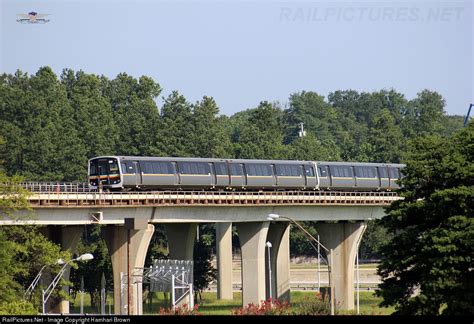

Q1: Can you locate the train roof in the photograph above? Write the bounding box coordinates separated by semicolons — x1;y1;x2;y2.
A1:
116;156;314;165
317;161;406;168
90;156;405;167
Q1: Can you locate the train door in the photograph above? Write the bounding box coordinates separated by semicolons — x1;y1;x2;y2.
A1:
317;165;331;189
209;162;217;187
133;161;142;187
378;166;389;189
215;162;230;187
229;163;246;188
304;164;317;189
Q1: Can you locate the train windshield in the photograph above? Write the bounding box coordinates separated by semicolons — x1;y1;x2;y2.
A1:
89;158;120;185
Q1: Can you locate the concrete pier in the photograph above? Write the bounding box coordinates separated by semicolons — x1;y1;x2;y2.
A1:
104;221;154;315
314;221;367;310
236;222;270;306
42;226;83;314
165;223;197;261
265;222;291;302
216;222;233;300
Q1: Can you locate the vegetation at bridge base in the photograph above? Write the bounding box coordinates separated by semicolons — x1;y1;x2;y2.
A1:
377;122;474;315
193;237;218;303
0;136;73;315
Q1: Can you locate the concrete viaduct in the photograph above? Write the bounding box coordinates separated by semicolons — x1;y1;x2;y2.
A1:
1;187;400;315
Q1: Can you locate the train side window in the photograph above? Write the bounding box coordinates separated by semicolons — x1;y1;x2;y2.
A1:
90;162;98;176
378;167;388;178
318;166;328;177
120;163;127;174
178;162;210;175
332;166;353;177
123;163;136;173
151;162;174;174
389;167;400;179
141;162;153;174
355;166;377;178
214;163;228;175
246;164;273;176
230;163;243;176
276;164;302;177
305;165;315;177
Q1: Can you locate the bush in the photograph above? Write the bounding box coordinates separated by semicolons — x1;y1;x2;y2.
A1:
232;298;292;315
158;304;200;315
294;292;333;315
0;300;37;315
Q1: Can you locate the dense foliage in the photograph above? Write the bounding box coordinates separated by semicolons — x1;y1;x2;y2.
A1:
0;67;463;181
377;123;474;315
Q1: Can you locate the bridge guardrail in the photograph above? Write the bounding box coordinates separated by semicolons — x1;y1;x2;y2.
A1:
22;190;401;207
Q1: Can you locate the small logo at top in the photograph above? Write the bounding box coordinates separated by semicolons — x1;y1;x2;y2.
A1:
16;11;50;24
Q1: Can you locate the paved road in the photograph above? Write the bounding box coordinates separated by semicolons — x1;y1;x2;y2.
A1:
209;260;381;291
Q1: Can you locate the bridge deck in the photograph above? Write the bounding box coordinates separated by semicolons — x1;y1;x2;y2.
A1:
27;190;400;207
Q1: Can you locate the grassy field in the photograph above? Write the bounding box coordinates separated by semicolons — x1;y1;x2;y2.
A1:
70;290;394;315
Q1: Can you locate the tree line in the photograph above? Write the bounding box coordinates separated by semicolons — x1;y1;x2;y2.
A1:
0;66;463;181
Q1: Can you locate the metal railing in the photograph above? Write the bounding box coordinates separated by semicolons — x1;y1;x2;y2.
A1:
19;182;90;193
24;190;401;207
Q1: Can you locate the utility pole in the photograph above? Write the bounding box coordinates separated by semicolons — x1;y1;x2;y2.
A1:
464;103;473;127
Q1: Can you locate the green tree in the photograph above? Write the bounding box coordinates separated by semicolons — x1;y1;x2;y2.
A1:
193;239;217;302
157;91;194;156
103;73;162;156
233;102;288;159
377;123;474;315
402;90;445;138
70;225;112;310
61;69;118;160
191;96;232;158
368;109;404;163
289;134;341;161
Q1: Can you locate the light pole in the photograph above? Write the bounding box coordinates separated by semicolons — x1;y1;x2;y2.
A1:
265;241;273;301
267;213;335;315
25;259;63;300
42;253;94;314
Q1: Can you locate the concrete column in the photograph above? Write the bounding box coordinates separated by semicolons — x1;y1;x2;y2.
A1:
165;223;196;308
104;222;154;315
42;226;83;314
265;222;290;302
314;221;367;311
236;221;270;306
216;222;233;300
164;223;196;260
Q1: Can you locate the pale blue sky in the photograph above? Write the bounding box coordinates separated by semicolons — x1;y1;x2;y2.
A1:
1;0;472;116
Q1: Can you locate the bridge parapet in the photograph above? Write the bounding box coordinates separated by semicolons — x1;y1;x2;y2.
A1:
25;190;401;207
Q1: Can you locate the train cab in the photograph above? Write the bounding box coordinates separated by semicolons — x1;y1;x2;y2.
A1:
88;156;123;190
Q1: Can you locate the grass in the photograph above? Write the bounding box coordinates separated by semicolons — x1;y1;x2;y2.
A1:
70;290;394;315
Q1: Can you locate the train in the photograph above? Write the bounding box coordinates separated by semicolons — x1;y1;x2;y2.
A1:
88;156;405;191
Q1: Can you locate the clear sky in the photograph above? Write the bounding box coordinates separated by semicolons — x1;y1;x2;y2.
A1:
1;0;472;116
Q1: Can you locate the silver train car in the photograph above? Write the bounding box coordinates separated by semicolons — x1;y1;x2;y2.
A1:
88;156;404;191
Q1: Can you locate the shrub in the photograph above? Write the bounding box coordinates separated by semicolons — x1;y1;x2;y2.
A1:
232;298;292;315
158;303;200;315
0;300;37;315
294;292;333;315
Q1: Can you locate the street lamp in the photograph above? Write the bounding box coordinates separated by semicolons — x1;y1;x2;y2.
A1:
267;213;335;315
25;259;63;300
265;241;273;301
42;253;94;314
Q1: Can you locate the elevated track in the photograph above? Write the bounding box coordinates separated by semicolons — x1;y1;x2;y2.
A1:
16;182;401;207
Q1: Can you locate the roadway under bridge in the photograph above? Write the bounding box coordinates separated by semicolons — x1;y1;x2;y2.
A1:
1;183;401;315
